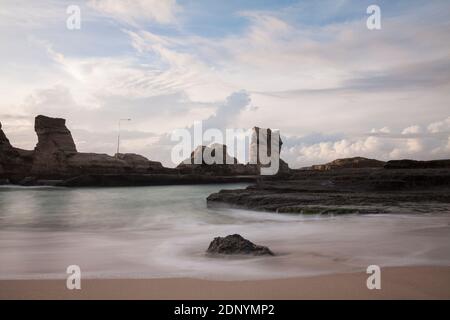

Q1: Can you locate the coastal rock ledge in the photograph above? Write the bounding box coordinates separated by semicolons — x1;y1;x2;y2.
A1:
207;234;274;256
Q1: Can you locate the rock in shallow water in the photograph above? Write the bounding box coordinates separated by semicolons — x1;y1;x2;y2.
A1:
206;234;274;256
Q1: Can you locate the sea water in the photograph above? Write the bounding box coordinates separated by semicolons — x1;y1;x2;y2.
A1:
0;184;449;280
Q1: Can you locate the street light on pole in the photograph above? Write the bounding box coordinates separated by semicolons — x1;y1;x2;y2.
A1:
116;118;131;158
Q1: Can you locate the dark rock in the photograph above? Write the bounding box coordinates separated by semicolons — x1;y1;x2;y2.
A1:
65;152;166;176
249;127;290;175
115;153;164;171
18;176;37;186
310;157;385;171
0;121;12;149
26;115;167;179
176;129;290;176
34;115;77;153
250;127;282;163
179;144;238;166
59;173;257;187
207;167;450;214
385;159;450;169
177;144;259;176
207;234;274;256
18;177;62;186
178;162;259;176
2;113;260;187
0;121;34;180
3;114;450;194
31;115;77;176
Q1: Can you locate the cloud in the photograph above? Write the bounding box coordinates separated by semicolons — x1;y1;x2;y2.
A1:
428;117;450;133
402;125;422;135
282;116;450;168
1;0;450;169
88;0;180;26
0;0;62;28
145;91;252;166
284;136;387;168
371;127;391;134
202;91;251;130
119;1;450;139
126;30;233;102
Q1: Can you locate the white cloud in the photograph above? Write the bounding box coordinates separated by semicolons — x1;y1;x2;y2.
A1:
283;117;450;168
1;1;450;168
126;30;234;102
428;117;450;133
0;0;62;28
402;125;422;135
284;136;387;167
120;4;450;137
389;138;424;159
371;127;391;134
145;91;252;166
88;0;180;25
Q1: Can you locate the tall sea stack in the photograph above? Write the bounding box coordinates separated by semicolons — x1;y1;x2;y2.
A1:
249;127;289;174
31;115;77;177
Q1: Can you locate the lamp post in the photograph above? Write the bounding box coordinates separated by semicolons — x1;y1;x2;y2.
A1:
116;118;131;158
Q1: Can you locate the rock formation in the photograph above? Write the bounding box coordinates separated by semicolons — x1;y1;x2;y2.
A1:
179;144;239;166
177;144;258;176
1;115;261;185
31;115;77;176
0;121;12;149
310;157;385;171
207;166;450;214
0;121;11;175
249;127;289;175
1;115;168;182
385;159;450;169
250;127;281;164
177;128;291;176
207;234;274;256
4;114;448;190
1;115;295;184
65;152;165;176
34;115;77;153
0;121;34;181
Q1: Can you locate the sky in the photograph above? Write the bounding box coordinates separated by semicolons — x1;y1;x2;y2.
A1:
0;0;449;168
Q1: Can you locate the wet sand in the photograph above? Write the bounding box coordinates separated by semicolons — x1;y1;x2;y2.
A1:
1;266;449;300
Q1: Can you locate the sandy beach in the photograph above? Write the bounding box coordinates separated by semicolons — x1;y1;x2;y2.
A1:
1;266;449;300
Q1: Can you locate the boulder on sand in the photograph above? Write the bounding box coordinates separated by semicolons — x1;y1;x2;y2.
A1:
206;234;274;256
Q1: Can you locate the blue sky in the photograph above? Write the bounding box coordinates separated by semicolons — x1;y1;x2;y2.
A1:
0;0;449;167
